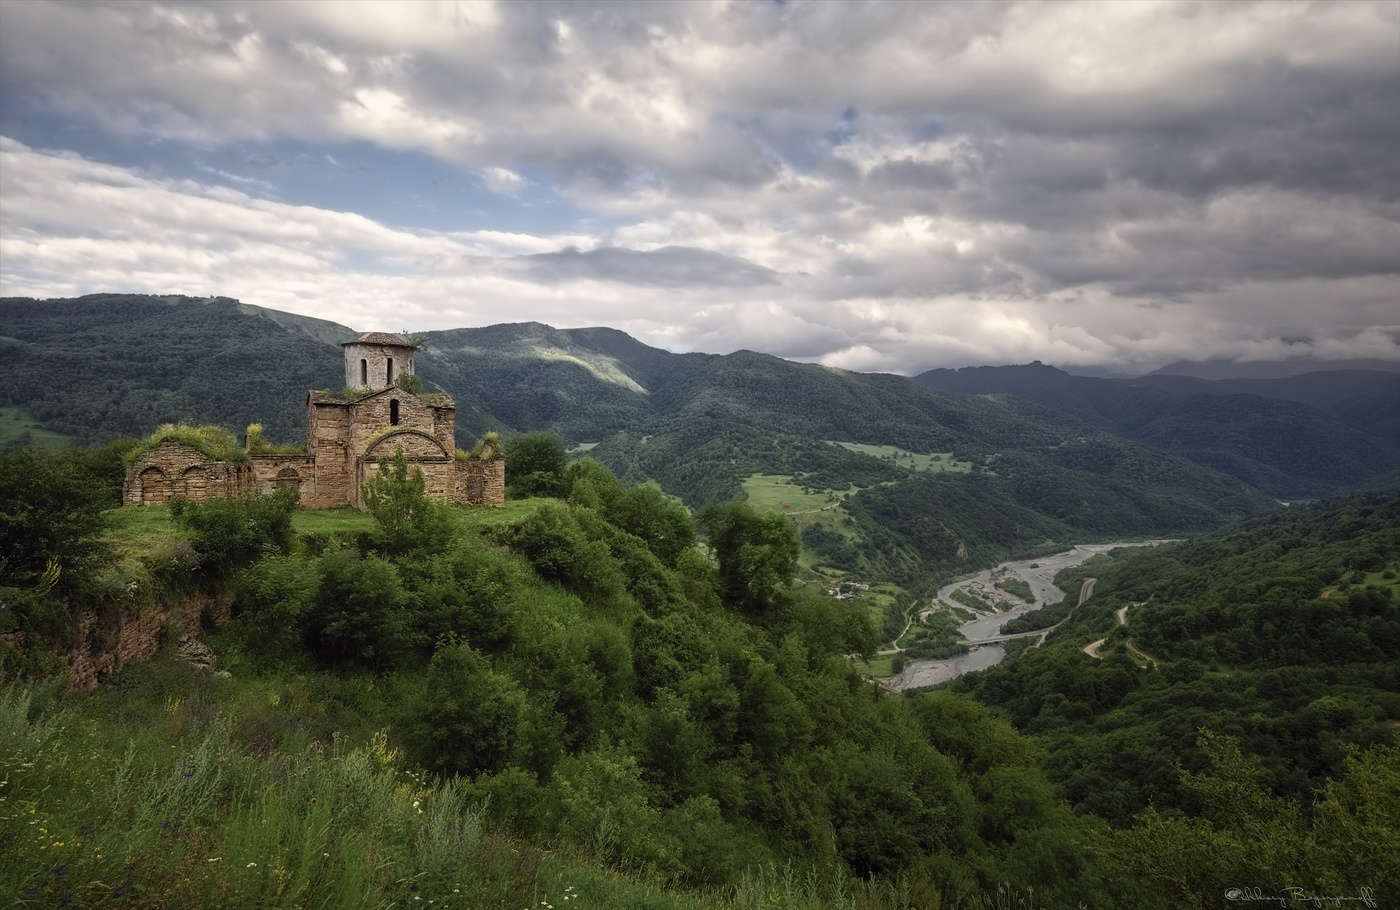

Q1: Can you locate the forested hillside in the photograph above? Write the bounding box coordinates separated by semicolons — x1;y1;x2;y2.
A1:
0;295;350;447
913;362;1400;496
4;293;1300;591
951;489;1400;842
2;445;1395;908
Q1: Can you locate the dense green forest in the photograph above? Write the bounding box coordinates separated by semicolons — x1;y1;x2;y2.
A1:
913;362;1400;493
2;443;1397;908
7;293;1324;593
0;295;348;447
950;490;1400;837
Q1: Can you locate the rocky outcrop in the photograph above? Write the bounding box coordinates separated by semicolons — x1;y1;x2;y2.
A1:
175;633;217;673
4;592;234;692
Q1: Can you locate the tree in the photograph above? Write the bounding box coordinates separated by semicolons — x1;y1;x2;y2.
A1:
504;432;568;498
0;449;111;594
612;484;696;568
362;448;450;555
406;643;526;777
174;485;298;579
697;499;799;617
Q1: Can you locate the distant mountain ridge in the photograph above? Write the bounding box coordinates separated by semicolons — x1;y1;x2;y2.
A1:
5;293;1398;586
1148;358;1400;379
912;361;1400;493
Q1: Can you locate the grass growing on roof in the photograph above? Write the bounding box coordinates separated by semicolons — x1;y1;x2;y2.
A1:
124;424;247;468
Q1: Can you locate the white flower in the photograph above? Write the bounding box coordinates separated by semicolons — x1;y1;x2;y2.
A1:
247;862;257;868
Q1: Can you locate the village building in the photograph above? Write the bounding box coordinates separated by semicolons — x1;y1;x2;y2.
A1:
123;332;504;508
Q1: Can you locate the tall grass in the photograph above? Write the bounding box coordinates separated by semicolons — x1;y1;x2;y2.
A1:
1;667;1019;909
0;675;553;908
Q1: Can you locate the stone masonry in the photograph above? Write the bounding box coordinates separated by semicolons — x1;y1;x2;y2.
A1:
123;332;504;509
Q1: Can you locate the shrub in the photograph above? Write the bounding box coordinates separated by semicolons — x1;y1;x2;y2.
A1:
234;554;321;658
307;548;416;668
505;432;568;498
0;448;112;595
405;643;527;777
362;449;451;556
504;504;626;604
175;487;298;579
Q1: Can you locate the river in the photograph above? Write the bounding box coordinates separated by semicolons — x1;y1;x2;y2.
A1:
887;540;1173;691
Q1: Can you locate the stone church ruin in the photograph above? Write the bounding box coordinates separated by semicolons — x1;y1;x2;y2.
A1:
123;332;504;509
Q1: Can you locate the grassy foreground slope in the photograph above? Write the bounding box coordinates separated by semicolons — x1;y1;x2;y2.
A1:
3;447;1398;908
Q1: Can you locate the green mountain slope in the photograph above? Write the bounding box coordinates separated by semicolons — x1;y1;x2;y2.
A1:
913;362;1400;495
4;293;1358;588
952;488;1400;828
0;294;348;447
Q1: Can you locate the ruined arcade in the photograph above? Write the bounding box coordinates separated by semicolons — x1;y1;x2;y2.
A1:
123;333;504;509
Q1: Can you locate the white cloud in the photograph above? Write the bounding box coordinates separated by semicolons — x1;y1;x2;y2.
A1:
1;2;1397;371
479;166;527;195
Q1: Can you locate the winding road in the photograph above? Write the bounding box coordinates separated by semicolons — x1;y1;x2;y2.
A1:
1083;601;1156;665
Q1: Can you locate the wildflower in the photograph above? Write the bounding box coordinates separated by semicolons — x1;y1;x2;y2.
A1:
247;862;257;868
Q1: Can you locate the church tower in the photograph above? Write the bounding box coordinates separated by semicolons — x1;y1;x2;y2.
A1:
342;332;416;391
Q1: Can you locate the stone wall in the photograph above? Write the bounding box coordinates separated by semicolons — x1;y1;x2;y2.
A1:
343;341;414;390
457;455;506;506
346;391;454;456
123;442;253;507
360;429;455;506
249;454;317;498
306;395;353;508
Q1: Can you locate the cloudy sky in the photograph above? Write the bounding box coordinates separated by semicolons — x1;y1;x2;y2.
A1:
2;0;1397;374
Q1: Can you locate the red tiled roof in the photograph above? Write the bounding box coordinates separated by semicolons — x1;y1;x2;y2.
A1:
342;332;409;347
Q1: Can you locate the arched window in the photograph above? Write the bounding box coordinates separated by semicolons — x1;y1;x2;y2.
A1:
387;357;394;385
390;399;399;425
360;359;368;386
